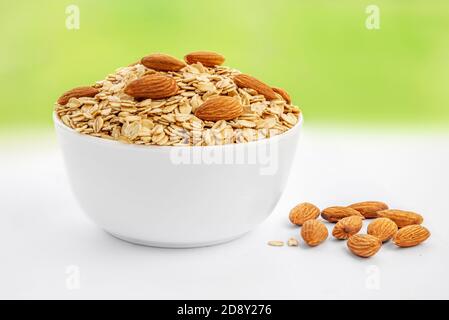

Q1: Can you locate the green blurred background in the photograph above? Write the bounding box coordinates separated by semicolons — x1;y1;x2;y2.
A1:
1;0;448;131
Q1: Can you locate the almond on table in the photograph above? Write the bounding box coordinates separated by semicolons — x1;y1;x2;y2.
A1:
347;234;382;258
289;202;320;226
393;225;430;247
348;201;388;219
332;215;363;240
321;206;364;223
377;209;423;228
367;217;398;242
301;220;328;247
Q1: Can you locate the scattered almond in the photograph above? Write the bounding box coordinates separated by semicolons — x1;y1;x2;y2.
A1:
194;96;243;121
124;74;179;99
272;87;291;104
57;86;99;105
347;234;382;258
287;237;299;247
348;201;388;219
184;51;225;67
332;215;363;240
141;53;186;71
268;240;284;247
289;202;320;226
234;74;278;100
393;225;430;247
301;220;328;247
377;209;423;228
321;206;364;223
367;217;398;242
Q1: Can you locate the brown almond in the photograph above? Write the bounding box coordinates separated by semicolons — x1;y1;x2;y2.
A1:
367;217;398;242
194;96;243;121
184;51;225;67
124;74;179;99
301;220;328;247
141;53;186;72
393;225;430;247
321;206;364;223
234;74;278;100
57;86;99;105
377;209;423;228
332;216;363;240
348;201;388;219
289;202;320;226
272;87;291;104
347;234;382;258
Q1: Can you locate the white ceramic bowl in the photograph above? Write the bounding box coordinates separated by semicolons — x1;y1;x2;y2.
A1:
54;113;302;247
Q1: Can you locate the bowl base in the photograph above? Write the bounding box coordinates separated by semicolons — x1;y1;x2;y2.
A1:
106;231;248;248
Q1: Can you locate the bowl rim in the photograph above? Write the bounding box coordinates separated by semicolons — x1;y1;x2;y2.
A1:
53;111;303;151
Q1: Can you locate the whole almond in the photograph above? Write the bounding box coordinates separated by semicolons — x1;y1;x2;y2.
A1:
272;87;291;104
332;215;363;240
289;202;320;226
393;225;430;247
321;206;364;223
184;51;225;67
347;234;382;258
301;220;328;247
377;209;423;228
348;201;388;219
367;217;398;242
57;86;99;105
141;53;186;71
194;96;243;121
124;74;179;99
234;74;278;100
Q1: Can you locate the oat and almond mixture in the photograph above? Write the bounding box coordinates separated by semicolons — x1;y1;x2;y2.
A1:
55;51;301;146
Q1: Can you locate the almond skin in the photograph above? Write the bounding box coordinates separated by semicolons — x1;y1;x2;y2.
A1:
348;201;388;219
194;96;243;121
272;87;291;104
377;209;423;228
301;220;328;247
321;206;364;223
184;51;225;67
234;74;278;100
332;216;363;240
289;202;320;226
347;234;382;258
141;53;186;71
124;74;179;99
57;86;99;105
367;217;398;242
393;225;430;247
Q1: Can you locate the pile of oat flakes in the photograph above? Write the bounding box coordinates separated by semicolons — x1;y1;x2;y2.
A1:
55;51;301;146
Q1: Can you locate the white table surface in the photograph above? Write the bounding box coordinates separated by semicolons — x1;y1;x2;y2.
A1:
1;126;448;299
